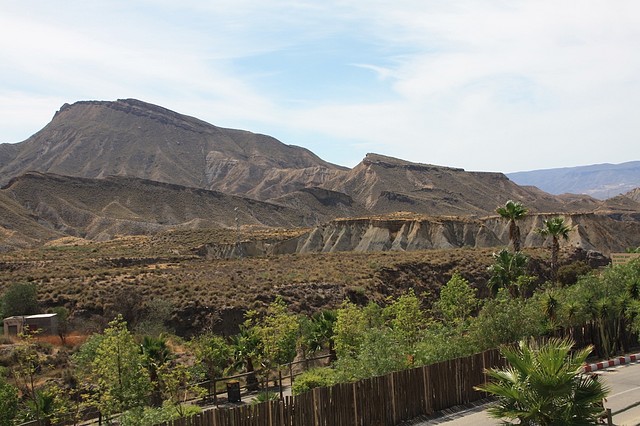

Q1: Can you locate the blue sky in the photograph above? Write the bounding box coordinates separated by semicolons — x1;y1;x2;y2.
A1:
1;1;639;172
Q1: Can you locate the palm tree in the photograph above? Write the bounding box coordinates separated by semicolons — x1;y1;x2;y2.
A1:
497;200;528;252
140;335;172;407
304;310;337;360
230;326;261;391
538;216;571;281
476;338;609;425
487;249;529;297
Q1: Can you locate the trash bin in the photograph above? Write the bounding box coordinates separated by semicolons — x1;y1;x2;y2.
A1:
226;380;241;403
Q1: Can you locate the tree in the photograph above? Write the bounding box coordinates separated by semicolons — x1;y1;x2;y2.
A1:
538;216;571;281
188;332;232;381
156;363;198;417
435;273;478;325
140;335;172;407
301;310;337;359
0;282;38;317
89;316;151;420
135;299;174;337
468;289;545;350
383;289;428;357
230;325;261;391
477;338;608;425
50;306;70;344
248;297;301;368
487;249;529;297
333;301;374;360
0;369;18;426
497;200;528;252
11;332;47;425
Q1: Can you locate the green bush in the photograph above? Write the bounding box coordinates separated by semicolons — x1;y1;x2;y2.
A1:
0;282;38;317
0;373;18;426
291;368;338;395
252;390;281;403
119;403;200;426
557;261;592;286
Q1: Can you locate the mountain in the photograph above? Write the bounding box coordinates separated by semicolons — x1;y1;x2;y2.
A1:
321;153;601;215
625;187;640;202
0;189;61;251
0;99;602;216
507;161;640;199
0;172;313;242
0;99;346;199
1;99;639;251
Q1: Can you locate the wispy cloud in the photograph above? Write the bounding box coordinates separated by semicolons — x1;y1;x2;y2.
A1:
1;0;639;171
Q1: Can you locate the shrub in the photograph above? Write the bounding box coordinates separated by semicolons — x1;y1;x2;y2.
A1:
252;390;280;403
119;403;201;426
557;261;592;286
0;282;38;317
291;368;338;395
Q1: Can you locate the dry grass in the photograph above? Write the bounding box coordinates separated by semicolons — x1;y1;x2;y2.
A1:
0;227;557;336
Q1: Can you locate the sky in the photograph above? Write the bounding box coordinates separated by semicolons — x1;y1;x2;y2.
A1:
1;1;639;173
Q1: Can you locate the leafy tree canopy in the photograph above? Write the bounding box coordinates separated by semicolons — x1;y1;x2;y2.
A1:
0;282;38;318
89;316;151;418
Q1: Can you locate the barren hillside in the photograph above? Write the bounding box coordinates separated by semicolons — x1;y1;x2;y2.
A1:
0;99;346;198
0;99;638;252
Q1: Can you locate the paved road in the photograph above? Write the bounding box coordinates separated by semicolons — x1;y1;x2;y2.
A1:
408;361;640;426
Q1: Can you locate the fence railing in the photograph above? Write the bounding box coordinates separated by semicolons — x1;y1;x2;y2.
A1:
154;348;506;426
194;353;333;406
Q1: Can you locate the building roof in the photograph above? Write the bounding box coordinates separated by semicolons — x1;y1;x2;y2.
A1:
3;313;57;320
26;313;58;319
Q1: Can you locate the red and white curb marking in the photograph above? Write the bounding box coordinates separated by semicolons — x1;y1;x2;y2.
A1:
583;353;640;373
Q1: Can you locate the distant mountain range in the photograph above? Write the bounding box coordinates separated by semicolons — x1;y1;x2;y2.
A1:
1;98;639;251
507;162;640;199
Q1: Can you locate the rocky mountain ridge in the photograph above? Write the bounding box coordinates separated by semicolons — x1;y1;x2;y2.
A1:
0;99;345;199
508;161;640;199
0;99;639;253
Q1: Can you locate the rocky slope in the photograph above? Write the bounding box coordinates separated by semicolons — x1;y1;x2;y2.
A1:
321;154;602;216
194;212;640;258
0;100;612;216
0;99;639;253
332;212;636;255
0;172;312;242
0;99;346;199
625;187;640;202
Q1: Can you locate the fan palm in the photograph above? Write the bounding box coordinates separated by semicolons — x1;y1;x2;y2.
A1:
230;325;261;391
477;338;609;425
497;200;528;252
538;217;571;281
140;335;172;406
305;310;337;359
488;249;529;297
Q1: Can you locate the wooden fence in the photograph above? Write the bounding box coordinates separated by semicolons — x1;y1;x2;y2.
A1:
155;348;505;426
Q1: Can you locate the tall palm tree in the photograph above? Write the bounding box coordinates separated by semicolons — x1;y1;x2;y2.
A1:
476;338;608;425
497;200;528;252
538;216;571;281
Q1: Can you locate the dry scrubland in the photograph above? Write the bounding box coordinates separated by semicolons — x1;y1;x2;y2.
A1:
0;227;567;337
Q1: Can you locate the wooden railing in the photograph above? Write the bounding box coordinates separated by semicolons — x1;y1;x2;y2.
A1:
154;348;505;426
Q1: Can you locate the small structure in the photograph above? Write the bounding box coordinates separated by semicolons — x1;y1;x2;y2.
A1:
611;253;640;266
3;313;58;337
